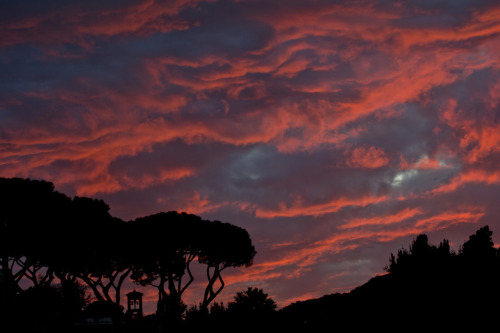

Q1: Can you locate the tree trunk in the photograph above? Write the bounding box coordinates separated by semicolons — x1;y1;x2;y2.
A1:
201;265;225;310
114;267;131;306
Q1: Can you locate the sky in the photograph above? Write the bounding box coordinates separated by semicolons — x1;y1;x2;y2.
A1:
2;0;500;313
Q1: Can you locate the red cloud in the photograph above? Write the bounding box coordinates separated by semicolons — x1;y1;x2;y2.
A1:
345;146;389;169
224;206;485;303
439;98;500;163
430;169;500;195
415;209;484;228
340;207;424;230
170;191;232;216
255;194;387;218
0;0;200;48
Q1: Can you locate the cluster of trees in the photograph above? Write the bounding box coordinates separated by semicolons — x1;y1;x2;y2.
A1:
184;287;278;331
177;227;500;331
281;225;500;330
0;177;256;329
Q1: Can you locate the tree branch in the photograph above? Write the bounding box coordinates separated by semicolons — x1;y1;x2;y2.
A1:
9;257;17;271
79;275;105;303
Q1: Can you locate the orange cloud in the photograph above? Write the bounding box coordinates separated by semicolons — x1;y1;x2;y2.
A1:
430;169;500;195
345;146;390;169
439;98;500;163
415;209;484;228
262;2;500;52
463;124;500;163
340;207;424;230
170;191;252;216
313;209;484;252
0;0;200;48
255;194;387;218
171;191;230;215
78;167;195;196
224;205;485;297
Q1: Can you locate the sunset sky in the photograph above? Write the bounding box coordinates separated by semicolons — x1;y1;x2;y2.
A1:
3;0;500;313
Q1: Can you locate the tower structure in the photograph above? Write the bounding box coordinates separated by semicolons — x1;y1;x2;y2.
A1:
126;290;143;319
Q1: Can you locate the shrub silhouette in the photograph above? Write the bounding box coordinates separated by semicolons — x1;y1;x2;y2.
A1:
227;287;277;315
184;287;277;332
83;300;124;324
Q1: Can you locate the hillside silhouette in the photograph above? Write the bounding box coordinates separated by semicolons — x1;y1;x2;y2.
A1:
280;226;500;331
175;225;500;332
1;177;500;332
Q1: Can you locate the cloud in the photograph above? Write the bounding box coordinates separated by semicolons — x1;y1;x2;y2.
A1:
430;169;500;195
255;194;387;219
339;207;424;230
345;146;390;169
0;0;200;48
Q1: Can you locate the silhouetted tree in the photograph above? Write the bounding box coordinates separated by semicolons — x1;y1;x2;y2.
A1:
0;178;72;299
185;303;208;323
130;212;256;319
460;225;496;260
156;292;188;324
198;221;256;310
83;300;124;324
343;226;499;329
209;301;227;319
58;279;90;323
16;285;65;328
456;225;500;317
130;212;204;322
386;233;454;277
227;287;277;315
185;289;276;331
438;238;451;257
44;196;131;306
0;177;131;309
11;281;89;330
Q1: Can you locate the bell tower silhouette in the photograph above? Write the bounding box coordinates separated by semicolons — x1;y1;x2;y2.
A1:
126;290;143;319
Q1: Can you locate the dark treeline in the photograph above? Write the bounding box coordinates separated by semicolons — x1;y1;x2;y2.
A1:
0;177;255;331
2;176;500;332
279;225;500;331
183;286;279;332
177;225;500;331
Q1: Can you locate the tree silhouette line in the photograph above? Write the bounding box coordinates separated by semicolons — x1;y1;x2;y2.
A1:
2;176;500;332
280;225;500;331
0;177;255;331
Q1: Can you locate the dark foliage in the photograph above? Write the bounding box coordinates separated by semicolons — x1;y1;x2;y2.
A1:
228;287;277;314
7;282;89;332
83;300;124;324
0;177;256;332
129;211;256;324
280;225;500;331
184;287;278;332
